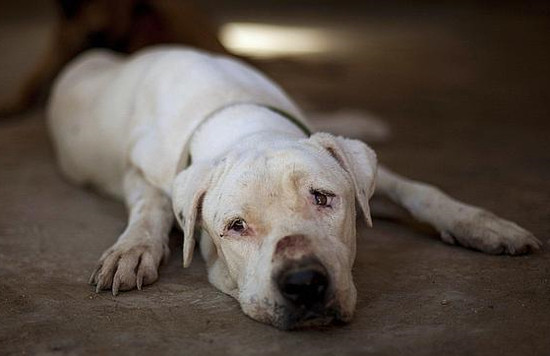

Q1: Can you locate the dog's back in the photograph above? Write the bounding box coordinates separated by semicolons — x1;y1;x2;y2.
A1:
47;46;304;196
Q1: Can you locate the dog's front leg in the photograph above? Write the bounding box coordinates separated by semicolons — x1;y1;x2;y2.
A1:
375;166;542;254
89;167;173;295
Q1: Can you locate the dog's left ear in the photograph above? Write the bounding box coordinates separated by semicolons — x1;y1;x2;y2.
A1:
309;132;378;227
172;162;215;268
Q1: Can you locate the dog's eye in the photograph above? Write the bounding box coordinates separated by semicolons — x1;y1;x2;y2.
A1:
314;192;328;206
311;189;334;207
228;218;247;233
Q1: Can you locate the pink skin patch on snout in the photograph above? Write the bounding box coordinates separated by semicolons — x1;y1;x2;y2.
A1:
274;235;311;260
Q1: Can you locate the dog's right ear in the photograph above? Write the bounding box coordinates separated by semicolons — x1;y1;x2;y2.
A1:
172;162;215;268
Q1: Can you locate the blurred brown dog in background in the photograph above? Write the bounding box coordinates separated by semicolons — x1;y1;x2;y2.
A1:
1;0;228;116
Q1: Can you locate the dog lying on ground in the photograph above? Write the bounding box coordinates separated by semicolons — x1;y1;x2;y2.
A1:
47;46;542;330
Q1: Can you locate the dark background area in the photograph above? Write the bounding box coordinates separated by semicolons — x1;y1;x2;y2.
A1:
0;1;549;355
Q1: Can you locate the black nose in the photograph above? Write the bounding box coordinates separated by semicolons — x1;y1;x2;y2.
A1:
277;260;329;308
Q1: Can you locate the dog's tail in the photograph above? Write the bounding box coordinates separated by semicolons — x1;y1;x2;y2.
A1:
307;109;391;143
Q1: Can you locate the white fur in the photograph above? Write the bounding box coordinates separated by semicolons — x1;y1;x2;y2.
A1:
47;46;541;329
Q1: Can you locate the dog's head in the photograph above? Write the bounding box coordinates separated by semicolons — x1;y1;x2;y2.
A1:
172;132;377;329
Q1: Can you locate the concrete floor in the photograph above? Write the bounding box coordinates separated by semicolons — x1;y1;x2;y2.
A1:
1;2;549;355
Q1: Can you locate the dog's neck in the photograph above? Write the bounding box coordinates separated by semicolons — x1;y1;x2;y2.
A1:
189;104;309;163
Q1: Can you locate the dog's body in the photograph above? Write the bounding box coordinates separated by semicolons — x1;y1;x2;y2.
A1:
48;47;299;197
48;46;541;329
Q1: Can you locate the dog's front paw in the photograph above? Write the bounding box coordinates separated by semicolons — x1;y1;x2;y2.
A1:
89;240;169;295
440;211;542;255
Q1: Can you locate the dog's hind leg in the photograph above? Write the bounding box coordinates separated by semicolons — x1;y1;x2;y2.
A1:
89;167;173;295
374;166;542;255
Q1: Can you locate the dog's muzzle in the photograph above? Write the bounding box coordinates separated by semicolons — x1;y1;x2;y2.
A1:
273;256;342;329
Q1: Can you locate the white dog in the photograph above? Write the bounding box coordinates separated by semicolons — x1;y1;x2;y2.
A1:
47;46;541;329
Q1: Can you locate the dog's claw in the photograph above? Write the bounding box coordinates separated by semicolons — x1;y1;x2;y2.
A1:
136;274;143;291
88;265;100;285
89;242;164;295
95;278;104;293
527;235;543;253
531;235;543;249
112;275;120;296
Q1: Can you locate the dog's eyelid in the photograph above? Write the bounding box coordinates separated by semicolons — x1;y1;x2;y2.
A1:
225;216;248;233
309;188;337;208
309;187;336;197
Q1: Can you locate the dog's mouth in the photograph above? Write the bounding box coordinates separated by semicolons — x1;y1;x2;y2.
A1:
270;302;349;330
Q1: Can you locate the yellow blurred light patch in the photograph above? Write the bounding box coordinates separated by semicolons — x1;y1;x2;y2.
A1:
220;22;336;58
